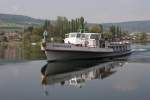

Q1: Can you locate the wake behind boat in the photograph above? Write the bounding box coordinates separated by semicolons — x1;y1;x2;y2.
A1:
41;31;132;61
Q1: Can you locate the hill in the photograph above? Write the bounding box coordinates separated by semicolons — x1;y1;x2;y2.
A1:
88;20;150;33
1;13;150;33
101;20;150;33
0;13;44;32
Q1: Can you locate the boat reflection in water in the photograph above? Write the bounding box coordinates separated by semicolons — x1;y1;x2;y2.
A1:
41;59;127;95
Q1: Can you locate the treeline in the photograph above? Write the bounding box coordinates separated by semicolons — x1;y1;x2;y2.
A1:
103;25;129;40
23;16;87;43
23;16;128;43
44;16;86;39
131;32;150;43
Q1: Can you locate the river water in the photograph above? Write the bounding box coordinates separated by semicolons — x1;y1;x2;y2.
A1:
0;43;150;100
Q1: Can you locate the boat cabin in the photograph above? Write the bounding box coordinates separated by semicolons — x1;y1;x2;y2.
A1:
64;32;82;44
64;32;131;51
64;32;101;47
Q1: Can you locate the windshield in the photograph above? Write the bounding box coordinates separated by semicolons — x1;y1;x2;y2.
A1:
69;33;81;38
70;34;76;38
81;34;85;38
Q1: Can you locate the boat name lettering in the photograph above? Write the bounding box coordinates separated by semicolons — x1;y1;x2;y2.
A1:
53;44;71;48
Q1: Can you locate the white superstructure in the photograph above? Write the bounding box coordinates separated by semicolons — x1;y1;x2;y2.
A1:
64;32;101;47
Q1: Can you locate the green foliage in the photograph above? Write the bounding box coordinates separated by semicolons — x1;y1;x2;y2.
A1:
0;13;43;27
109;25;122;38
90;24;103;33
80;17;85;32
23;26;44;44
103;32;112;39
99;24;103;33
22;16;86;43
22;17;127;43
26;26;33;32
139;32;147;42
32;27;44;36
43;20;50;30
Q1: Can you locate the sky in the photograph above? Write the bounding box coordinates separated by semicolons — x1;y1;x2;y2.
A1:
0;0;150;23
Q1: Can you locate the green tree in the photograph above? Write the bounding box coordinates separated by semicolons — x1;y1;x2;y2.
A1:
109;25;116;38
103;32;112;39
26;26;33;32
79;17;85;33
140;32;147;42
109;25;123;38
90;24;101;33
43;20;50;30
22;16;88;43
99;24;103;33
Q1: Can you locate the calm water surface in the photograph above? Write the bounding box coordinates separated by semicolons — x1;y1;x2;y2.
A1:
0;43;150;100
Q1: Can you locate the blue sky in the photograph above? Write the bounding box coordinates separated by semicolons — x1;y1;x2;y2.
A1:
0;0;149;23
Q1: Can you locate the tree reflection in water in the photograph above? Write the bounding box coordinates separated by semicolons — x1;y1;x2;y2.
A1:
0;42;46;61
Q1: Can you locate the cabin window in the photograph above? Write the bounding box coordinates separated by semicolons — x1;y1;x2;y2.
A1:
77;34;81;38
85;34;90;39
81;34;85;38
70;34;76;38
90;34;99;40
77;79;84;83
71;80;76;83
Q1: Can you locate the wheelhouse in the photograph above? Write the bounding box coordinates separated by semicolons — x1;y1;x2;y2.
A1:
64;32;101;47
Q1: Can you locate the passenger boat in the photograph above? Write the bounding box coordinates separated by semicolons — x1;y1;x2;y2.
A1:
41;31;132;61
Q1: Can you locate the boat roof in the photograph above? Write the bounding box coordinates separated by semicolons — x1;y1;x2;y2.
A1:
83;33;100;35
68;32;100;35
